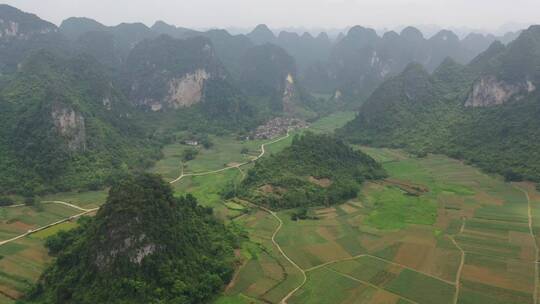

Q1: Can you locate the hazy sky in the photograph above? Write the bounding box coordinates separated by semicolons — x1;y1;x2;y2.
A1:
3;0;538;32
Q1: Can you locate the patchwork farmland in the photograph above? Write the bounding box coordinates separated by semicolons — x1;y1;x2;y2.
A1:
0;112;537;304
221;149;540;304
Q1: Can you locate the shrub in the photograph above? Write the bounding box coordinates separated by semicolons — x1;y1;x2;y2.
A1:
24;197;36;206
0;196;14;206
182;148;199;162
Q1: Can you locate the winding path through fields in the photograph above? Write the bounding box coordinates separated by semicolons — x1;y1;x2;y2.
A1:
450;219;466;304
0;131;292;249
7;129;527;304
0;201;97;246
516;185;539;304
255;205;307;304
248;201;458;303
169;130;290;184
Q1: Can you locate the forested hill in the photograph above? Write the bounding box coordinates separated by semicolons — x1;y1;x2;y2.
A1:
0;51;161;195
238;133;386;209
340;25;540;182
26;174;237;304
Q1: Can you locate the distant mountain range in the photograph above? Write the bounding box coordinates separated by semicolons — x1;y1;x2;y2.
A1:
55;16;522;104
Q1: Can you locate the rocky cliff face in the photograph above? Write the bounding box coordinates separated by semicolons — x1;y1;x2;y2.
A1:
51;105;86;151
165;69;210;108
282;73;297;114
0;4;56;40
0;20;19;38
465;76;536;107
131;68;216;111
125;35;227;111
95;231;157;269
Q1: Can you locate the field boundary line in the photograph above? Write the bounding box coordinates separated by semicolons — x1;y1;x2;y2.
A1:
41;200;90;212
0;208;98;246
1;204;24;208
367;255;455;285
450;219;466;304
516;184;538;304
327;267;420;304
169;130;290;184
236;166;246;179
304;254;367;272
305;254;455;286
1;200;90;211
253;204;306;304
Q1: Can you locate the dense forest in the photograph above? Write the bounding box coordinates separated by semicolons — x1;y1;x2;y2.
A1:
26;174;237;304
236;132;386;209
0;51;162;195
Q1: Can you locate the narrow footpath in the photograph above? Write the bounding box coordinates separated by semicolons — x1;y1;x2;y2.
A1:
0;202;97;246
169;130;290;184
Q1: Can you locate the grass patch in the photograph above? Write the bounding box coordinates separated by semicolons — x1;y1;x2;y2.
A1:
40;190;107;209
459;279;533;304
213;294;251;304
308;111;356;134
31;221;78;240
225;201;246;211
329;256;391;284
364;185;437;230
290;267;375;304
385;269;455;304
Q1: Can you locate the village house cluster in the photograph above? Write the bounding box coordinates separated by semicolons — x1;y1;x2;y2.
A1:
252;117;309;140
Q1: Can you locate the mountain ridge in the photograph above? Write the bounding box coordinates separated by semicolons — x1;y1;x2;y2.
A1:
340;25;540;182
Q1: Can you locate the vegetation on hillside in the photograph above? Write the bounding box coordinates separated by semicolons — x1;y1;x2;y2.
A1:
27;174;237;304
0;51;162;195
236;132;386;209
340;33;540;182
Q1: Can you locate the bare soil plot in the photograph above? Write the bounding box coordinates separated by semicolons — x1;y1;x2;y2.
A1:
308;176;332;188
337;204;358;215
460;249;535;294
366;290;400;304
392;240;460;283
384;269;455;304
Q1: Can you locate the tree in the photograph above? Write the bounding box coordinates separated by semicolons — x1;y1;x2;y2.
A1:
504;169;523;182
201;137;214;149
0;197;14;206
24;197;36;206
182;148;199;162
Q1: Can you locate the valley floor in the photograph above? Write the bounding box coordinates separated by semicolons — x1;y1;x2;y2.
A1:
221;148;540;304
0;111;538;304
